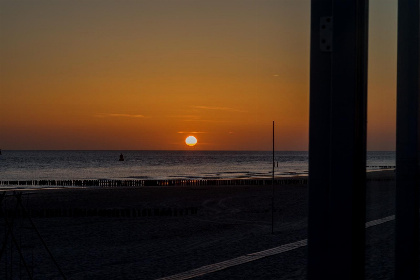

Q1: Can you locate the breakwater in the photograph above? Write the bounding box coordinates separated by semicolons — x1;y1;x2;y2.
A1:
366;165;395;169
0;206;199;218
0;178;308;188
0;172;396;188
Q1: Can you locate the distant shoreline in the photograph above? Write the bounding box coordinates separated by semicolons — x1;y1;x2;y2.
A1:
0;169;395;192
0;151;395;182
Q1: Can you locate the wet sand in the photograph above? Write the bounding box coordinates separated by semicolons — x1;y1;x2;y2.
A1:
0;170;396;279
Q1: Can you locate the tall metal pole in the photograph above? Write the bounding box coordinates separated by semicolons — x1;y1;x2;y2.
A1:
272;121;275;234
395;1;420;279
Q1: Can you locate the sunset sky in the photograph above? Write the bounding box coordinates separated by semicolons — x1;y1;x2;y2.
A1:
0;0;397;151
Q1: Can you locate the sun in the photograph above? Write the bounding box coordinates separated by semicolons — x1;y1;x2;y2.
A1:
185;136;198;147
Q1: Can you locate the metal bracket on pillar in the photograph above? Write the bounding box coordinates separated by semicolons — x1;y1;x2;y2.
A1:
320;17;333;52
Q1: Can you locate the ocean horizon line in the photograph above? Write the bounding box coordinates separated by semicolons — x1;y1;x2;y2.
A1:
0;149;395;152
0;151;395;182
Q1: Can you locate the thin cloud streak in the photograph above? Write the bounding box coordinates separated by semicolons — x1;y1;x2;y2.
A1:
169;115;201;119
177;131;207;134
168;114;230;123
183;119;231;123
95;113;148;118
192;105;247;113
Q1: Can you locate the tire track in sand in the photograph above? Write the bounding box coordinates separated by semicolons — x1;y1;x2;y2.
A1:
157;214;395;280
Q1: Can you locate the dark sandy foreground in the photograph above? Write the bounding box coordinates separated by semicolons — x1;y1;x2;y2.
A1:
0;171;396;279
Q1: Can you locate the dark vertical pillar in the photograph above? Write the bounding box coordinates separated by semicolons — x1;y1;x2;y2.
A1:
328;1;368;278
395;1;420;279
308;1;368;279
308;0;333;278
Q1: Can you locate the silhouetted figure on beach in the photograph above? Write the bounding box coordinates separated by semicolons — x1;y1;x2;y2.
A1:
119;153;124;161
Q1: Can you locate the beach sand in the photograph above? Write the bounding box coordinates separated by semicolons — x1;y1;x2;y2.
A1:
0;171;396;279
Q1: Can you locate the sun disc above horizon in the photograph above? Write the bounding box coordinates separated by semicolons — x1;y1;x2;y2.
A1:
185;136;198;147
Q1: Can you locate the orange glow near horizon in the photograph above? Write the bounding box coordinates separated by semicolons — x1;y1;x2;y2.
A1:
0;1;397;151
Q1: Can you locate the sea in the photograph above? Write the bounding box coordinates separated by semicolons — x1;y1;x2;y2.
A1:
0;151;395;182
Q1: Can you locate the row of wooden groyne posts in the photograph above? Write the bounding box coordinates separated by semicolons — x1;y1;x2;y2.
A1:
0;171;396;187
366;165;396;169
0;178;308;187
0;206;199;218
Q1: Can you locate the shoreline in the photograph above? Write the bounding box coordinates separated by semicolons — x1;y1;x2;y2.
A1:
0;170;396;279
0;169;395;216
0;169;394;191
